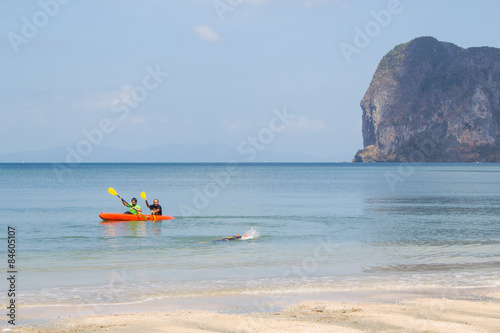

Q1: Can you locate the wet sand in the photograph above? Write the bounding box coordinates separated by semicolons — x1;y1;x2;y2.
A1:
14;287;500;333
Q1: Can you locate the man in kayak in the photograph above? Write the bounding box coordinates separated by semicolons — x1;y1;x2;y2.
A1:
122;197;142;215
145;198;162;215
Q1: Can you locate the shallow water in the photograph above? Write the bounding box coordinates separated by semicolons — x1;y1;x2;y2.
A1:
1;162;499;308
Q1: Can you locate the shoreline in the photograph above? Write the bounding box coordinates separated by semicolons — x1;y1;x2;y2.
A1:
13;286;500;333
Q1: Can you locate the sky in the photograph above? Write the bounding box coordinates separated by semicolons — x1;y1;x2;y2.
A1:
1;0;500;162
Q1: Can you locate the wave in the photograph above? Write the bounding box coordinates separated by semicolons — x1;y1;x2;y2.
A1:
364;261;500;273
19;269;500;308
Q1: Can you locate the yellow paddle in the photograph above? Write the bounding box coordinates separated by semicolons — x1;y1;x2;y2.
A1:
140;191;156;221
108;187;147;220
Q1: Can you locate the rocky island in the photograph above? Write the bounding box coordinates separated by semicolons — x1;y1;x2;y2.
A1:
354;36;500;162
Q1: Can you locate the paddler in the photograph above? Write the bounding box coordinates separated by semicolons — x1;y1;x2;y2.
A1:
122;197;142;215
144;198;162;215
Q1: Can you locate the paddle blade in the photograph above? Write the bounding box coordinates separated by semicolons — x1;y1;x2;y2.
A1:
140;191;147;200
108;187;118;196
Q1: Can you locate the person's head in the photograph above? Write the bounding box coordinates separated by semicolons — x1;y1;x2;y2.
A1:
131;198;138;205
153;199;159;206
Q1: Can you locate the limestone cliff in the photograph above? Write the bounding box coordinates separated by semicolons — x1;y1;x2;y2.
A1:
354;36;500;162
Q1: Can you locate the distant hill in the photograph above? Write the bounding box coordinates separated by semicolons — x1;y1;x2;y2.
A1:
354;36;500;162
0;144;330;163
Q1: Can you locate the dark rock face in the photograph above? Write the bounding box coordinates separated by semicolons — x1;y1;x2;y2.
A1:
354;36;500;162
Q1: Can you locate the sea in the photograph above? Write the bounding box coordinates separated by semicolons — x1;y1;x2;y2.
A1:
1;163;500;321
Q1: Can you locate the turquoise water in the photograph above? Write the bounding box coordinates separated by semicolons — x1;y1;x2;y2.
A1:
1;163;500;308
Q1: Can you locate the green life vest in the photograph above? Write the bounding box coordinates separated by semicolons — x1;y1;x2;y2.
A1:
128;203;141;215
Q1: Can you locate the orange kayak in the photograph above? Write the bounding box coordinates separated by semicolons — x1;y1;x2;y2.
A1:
99;213;175;221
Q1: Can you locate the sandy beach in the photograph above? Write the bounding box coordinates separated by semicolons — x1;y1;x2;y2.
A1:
16;287;500;333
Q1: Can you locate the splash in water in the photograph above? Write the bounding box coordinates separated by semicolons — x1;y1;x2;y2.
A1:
241;226;260;240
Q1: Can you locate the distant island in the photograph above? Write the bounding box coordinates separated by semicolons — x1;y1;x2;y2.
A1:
354;36;500;162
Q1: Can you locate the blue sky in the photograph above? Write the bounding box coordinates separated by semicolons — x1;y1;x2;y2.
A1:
1;0;500;162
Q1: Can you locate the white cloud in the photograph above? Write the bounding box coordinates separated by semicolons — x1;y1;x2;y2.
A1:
121;115;147;125
193;25;221;42
334;0;350;9
72;85;134;110
285;116;330;133
304;0;328;7
304;0;349;9
223;120;254;132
